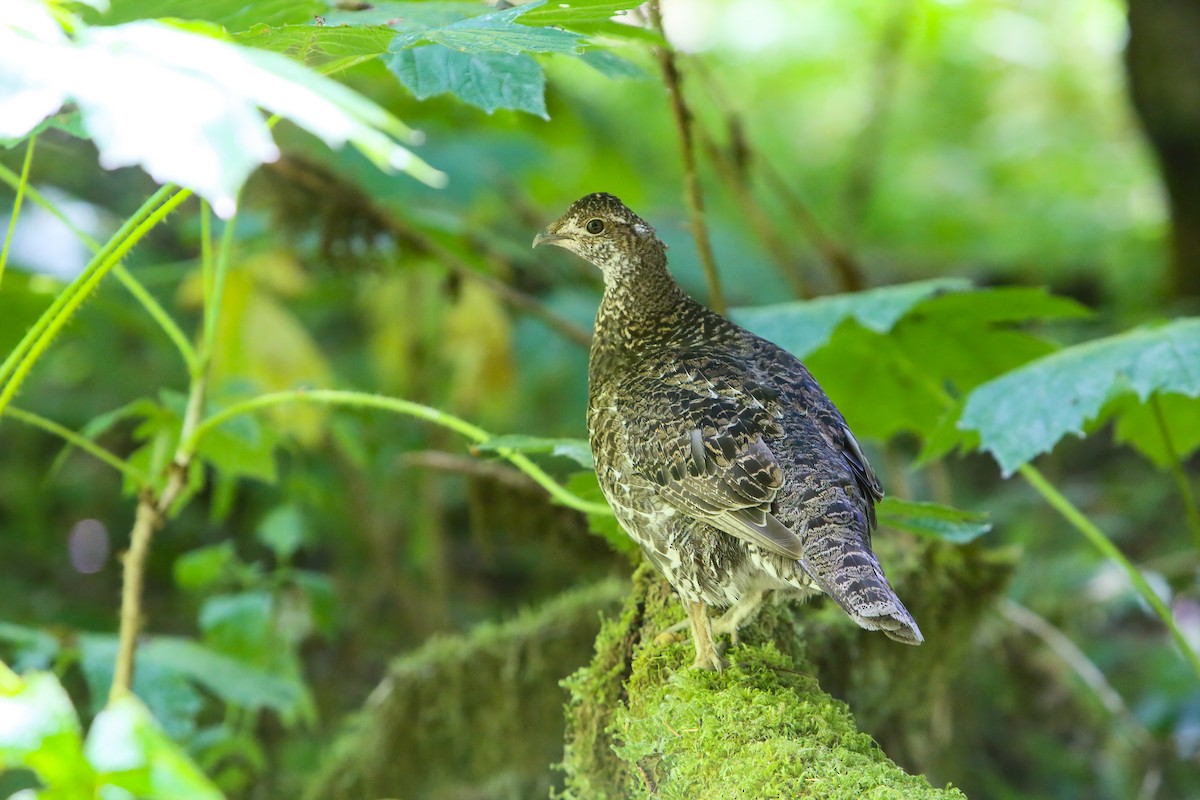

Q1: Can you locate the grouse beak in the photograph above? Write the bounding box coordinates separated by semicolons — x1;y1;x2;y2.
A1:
532;228;568;249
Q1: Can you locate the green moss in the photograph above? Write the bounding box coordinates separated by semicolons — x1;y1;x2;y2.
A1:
559;565;665;799
561;541;1011;799
306;579;626;800
616;643;961;799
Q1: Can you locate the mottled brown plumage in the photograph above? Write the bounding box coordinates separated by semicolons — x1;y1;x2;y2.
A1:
534;193;922;670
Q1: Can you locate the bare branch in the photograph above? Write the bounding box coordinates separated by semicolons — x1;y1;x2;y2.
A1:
648;1;726;314
690;60;868;293
399;449;543;494
698;127;814;298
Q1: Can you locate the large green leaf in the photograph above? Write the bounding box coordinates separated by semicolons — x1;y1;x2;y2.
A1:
731;278;970;359
390;1;586;55
748;282;1091;443
386;46;548;117
0;667;94;794
79;635;307;721
876;497;992;543
0;5;442;215
321;2;489;29
235;24;396;71
518;0;646;27
959;318;1200;475
86;696;223;800
1111;392;1200;469
87;0;322;31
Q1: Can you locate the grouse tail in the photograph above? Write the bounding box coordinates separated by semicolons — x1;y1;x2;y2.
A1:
800;541;923;645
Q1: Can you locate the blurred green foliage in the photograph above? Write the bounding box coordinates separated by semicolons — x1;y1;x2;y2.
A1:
1;1;1198;799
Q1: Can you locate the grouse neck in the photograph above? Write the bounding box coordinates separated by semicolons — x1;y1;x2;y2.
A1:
595;251;697;350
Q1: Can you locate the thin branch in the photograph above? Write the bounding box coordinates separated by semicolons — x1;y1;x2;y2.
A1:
111;495;159;699
110;446;198;702
690;60;868;293
760;161;867;293
389;215;594;348
399;450;543;494
0;135;36;290
698;128;813;298
111;197;228;701
1150;394;1200;551
647;1;726;314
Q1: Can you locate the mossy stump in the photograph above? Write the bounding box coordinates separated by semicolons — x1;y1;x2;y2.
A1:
305;579;626;800
562;543;1011;799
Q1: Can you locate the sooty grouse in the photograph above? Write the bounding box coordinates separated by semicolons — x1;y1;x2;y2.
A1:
534;193;922;670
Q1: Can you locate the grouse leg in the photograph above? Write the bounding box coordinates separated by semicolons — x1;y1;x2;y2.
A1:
687;601;728;671
711;588;767;647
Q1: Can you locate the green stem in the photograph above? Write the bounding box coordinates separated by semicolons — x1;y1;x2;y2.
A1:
112;266;199;372
111;199;224;701
186;389;613;516
1018;463;1200;679
0;166;198;371
0;184;177;390
203;209;236;358
0;187;192;419
0;135;36;290
2;406;149;485
1150;394;1200;552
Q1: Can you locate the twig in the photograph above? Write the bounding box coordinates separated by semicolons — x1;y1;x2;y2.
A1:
110;201;225;701
689;61;868;293
760;161;867;293
647;1;726;314
399;450;543;493
111;495;159;699
698;128;813;298
390;216;594;348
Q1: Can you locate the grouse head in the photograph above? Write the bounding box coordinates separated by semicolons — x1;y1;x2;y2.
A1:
532;193;667;279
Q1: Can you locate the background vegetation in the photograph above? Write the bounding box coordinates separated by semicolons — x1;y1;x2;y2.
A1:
1;0;1198;798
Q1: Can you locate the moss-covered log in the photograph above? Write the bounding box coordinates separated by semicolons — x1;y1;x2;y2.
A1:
305;579;626;800
561;542;1012;799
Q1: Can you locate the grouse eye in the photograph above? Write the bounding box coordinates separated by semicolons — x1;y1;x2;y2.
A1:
585;218;605;234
